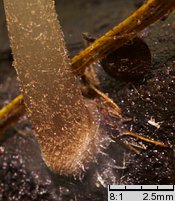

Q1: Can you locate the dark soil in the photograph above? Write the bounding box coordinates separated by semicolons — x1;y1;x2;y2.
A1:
0;0;175;200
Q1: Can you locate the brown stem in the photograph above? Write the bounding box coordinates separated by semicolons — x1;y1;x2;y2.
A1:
4;0;99;175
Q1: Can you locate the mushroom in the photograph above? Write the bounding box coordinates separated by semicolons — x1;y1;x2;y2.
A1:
3;0;99;175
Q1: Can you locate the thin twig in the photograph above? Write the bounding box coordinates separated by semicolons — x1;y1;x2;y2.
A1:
90;84;122;117
0;95;23;120
71;0;175;75
0;96;25;139
122;141;141;154
127;142;147;150
122;131;167;147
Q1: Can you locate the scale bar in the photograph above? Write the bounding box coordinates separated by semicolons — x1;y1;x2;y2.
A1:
109;185;174;192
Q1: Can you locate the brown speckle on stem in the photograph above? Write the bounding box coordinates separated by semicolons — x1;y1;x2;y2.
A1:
3;0;100;175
